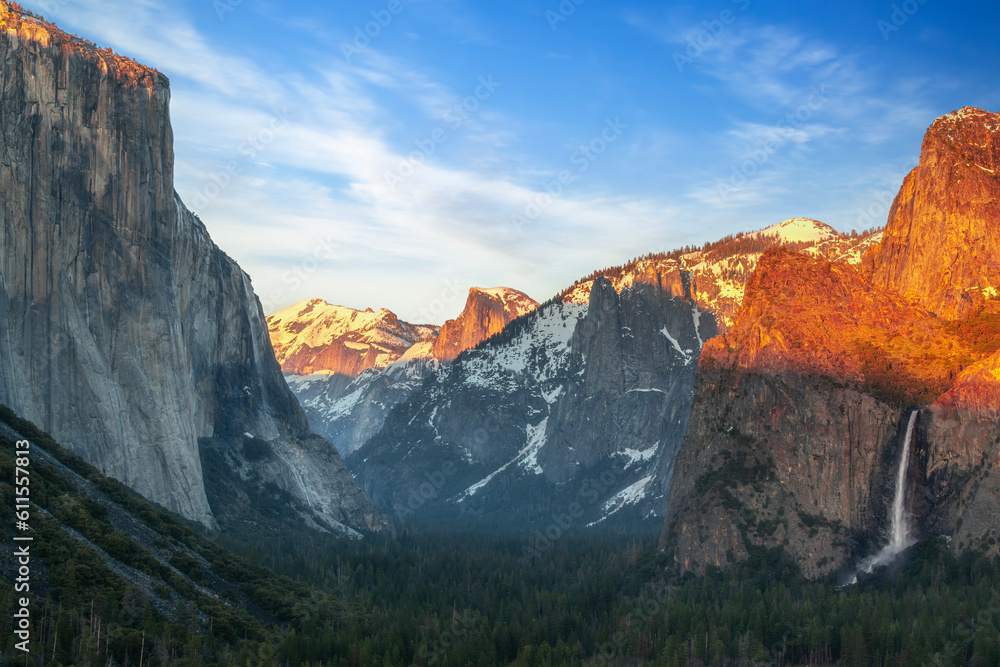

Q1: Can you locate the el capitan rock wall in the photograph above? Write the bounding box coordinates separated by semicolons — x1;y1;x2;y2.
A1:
0;1;388;535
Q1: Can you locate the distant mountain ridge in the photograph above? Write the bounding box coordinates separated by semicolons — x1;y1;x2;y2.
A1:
561;218;883;330
267;299;440;377
344;219;886;526
269;287;539;457
349;276;715;526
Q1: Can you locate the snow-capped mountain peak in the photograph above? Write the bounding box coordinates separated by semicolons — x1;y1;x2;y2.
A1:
748;218;839;244
267;299;439;376
269;287;538;457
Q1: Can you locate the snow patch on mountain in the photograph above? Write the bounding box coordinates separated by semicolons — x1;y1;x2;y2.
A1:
477;287;539;318
267;298;439;375
661;326;694;364
561;220;884;333
748;218;839;244
519;418;549;475
589;475;654;525
463;302;587;390
459;417;549;499
619;444;659;468
398;340;436;362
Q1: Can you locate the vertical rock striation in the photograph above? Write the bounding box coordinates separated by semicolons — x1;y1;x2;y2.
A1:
921;350;1000;556
867;107;1000;319
661;249;980;577
349;272;715;525
0;2;388;535
431;287;538;361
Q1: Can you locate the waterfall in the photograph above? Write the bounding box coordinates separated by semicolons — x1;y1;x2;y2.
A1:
889;410;918;550
847;409;919;585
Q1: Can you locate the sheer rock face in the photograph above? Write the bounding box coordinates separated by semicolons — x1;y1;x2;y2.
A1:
664;369;903;579
664;109;1000;578
349;275;716;526
431;287;539;362
867;107;1000;320
661;251;915;578
0;2;389;535
921;350;1000;557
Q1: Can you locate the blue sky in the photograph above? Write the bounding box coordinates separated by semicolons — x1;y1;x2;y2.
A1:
24;0;1000;324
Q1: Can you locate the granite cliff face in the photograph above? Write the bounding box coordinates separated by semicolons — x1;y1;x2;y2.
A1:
0;2;388;535
919;344;1000;557
867;107;1000;320
338;222;875;525
660;250;963;577
663;108;1000;578
349;272;716;526
269;288;535;458
431;287;538;361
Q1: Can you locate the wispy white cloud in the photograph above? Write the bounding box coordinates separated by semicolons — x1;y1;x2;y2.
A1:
614;17;948;215
25;0;977;322
726;121;838;148
51;0;281;103
32;0;677;320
